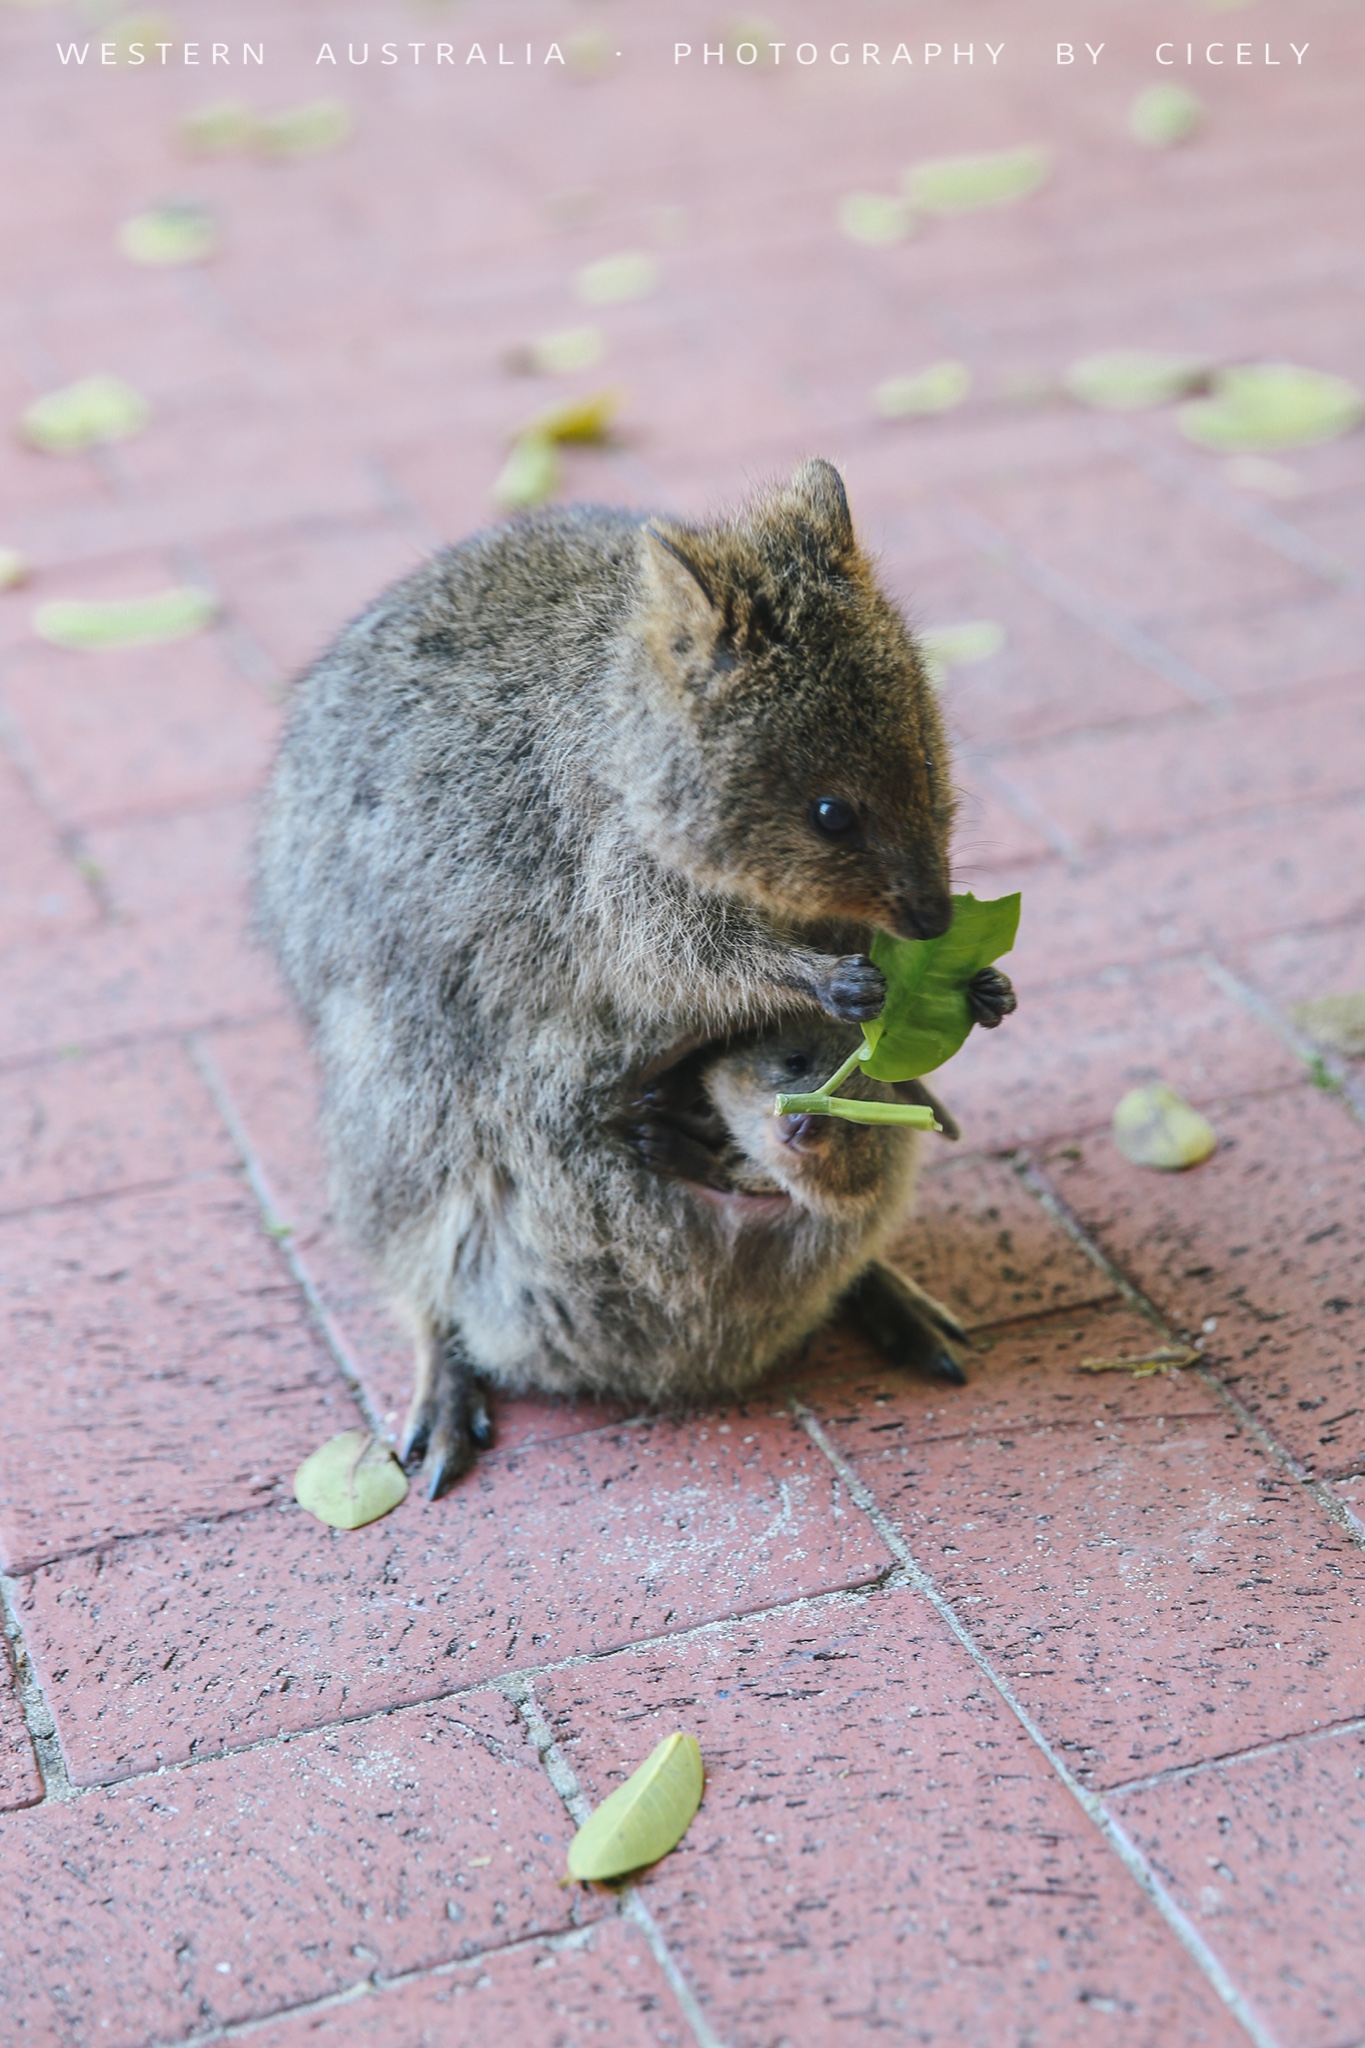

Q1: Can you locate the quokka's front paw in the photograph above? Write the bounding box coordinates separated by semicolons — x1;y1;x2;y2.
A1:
818;953;887;1023
400;1335;493;1500
966;965;1017;1029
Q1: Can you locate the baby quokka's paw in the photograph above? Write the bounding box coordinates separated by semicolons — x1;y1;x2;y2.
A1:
401;1334;493;1500
817;953;887;1023
966;965;1017;1029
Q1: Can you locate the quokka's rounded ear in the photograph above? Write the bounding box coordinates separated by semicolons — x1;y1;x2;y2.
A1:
641;523;718;620
789;458;854;552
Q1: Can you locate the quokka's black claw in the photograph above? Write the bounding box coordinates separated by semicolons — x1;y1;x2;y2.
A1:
932;1349;968;1386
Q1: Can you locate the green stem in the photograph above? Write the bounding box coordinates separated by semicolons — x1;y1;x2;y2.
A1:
774;1092;938;1129
816;1043;871;1098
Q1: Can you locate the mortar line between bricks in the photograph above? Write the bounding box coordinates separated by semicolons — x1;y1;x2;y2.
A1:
0;1573;74;1802
1198;953;1365;1127
1104;1708;1365;1799
512;1677;728;2048
956;749;1081;865
188;1034;388;1440
0;1007;292;1081
1009;1155;1365;1559
140;1922;608;2048
788;1399;1282;2048
945;502;1234;710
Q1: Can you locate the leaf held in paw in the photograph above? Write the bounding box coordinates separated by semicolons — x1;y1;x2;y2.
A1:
21;375;150;454
1180;364;1364;452
567;1732;704;1882
875;361;971;417
839;193;914;245
256;100;352;157
1065;350;1211;411
34;587;217;649
494;434;561;511
118;202;218;266
906;146;1050;213
1112;1083;1217;1170
575;252;657;305
1129;84;1205;148
919;620;1004;684
1290;992;1365;1059
294;1429;409;1531
861;893;1022;1082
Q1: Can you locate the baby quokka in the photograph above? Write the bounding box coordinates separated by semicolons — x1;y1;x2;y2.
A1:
257;460;1013;1493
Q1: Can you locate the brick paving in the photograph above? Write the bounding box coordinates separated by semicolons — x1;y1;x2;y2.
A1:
1;0;1363;2042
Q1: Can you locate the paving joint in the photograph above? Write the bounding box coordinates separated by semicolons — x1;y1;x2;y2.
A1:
0;1572;74;1803
789;1398;1283;2048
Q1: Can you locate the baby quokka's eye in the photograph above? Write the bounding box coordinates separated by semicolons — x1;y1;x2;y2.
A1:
808;796;863;846
782;1051;811;1077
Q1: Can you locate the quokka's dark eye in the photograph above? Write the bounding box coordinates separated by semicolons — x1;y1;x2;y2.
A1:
809;796;861;844
783;1051;811;1077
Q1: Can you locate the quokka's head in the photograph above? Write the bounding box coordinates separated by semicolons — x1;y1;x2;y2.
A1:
618;458;955;940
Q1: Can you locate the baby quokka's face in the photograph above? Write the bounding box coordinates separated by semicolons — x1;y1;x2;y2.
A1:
706;1037;914;1215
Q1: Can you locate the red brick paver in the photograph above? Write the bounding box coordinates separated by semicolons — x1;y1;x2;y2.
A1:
2;0;1364;2042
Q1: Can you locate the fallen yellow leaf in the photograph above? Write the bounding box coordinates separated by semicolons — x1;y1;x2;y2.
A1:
294;1429;409;1531
1112;1084;1217;1170
567;1732;704;1883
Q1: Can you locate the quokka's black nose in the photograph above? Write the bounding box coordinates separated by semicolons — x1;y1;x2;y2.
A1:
895;896;952;941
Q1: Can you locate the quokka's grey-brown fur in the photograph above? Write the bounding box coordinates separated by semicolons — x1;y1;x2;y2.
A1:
257;459;987;1493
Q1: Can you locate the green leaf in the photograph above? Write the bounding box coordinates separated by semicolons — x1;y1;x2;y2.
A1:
1111;1084;1217;1170
906;146;1050;214
773;1092;938;1127
839;193;914;246
34;587;217;650
1179;364;1364;453
919;620;1004;684
1129;84;1205;148
177;100;257;154
567;1732;704;1883
861;892;1021;1081
20;374;150;454
875;361;970;417
493;434;561;511
1290;992;1365;1059
576;252;658;305
1064;350;1211;411
256;100;352;157
294;1429;409;1531
0;547;28;591
118;201;218;266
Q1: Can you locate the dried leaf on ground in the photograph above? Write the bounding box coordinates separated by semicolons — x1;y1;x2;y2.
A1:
1064;350;1211;411
118;201;218;265
839;193;915;245
523;389;620;444
510;326;604;376
20;374;150;454
494;434;561;511
34;587;217;650
576;252;658;305
294;1429;409;1531
1180;364;1363;453
875;361;971;417
1290;992;1365;1059
256;100;352;157
1079;1346;1200;1377
567;1732;704;1883
906;146;1050;213
919;620;1005;684
178;100;256;153
0;547;28;590
1112;1083;1217;1170
1129;84;1205;148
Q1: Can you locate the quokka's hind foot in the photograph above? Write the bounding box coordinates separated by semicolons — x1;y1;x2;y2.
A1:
400;1322;493;1499
838;1260;969;1385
